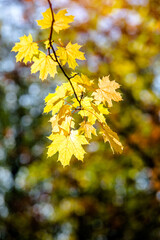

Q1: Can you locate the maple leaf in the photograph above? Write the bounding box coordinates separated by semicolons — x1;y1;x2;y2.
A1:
62;82;84;96
57;104;72;119
44;40;51;49
44;84;71;114
48;130;89;166
71;73;94;90
37;9;74;33
98;104;109;115
92;76;122;107
73;97;106;124
50;115;74;135
56;42;85;69
12;4;124;165
31;51;58;80
60;116;75;134
44;82;83;115
73;97;96;123
49;104;74;134
79;121;97;139
100;123;123;154
11;34;39;64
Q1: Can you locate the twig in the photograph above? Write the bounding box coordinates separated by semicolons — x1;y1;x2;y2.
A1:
47;0;82;109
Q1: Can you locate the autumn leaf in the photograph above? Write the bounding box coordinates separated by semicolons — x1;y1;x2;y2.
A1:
92;76;122;107
60;116;75;134
49;115;60;133
50;115;74;135
48;130;89;166
98;104;109;115
12;5;124;167
73;97;105;124
56;42;85;69
44;82;84;115
71;73;94;90
57;104;72;119
100;123;123;154
50;104;74;134
62;82;84;96
37;9;74;33
11;34;39;64
44;84;71;114
79;121;97;139
31;51;58;80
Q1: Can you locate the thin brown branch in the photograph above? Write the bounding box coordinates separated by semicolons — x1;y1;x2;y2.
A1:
47;0;82;108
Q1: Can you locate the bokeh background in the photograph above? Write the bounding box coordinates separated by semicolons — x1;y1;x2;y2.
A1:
0;0;160;239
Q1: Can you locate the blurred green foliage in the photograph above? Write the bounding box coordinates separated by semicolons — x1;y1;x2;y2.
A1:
0;0;160;239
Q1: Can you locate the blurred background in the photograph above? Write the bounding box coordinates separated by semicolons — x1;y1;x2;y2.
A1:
0;0;160;239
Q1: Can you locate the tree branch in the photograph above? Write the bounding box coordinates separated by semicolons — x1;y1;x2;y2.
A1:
47;0;82;108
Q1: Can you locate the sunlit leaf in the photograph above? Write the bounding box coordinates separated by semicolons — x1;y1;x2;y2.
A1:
12;34;39;64
31;51;58;80
92;76;122;107
56;42;85;69
48;130;89;166
37;9;74;33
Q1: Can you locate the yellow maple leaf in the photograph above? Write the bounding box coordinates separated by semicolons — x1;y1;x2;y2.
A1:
100;123;123;154
49;115;60;133
44;84;71;114
37;9;74;33
60;116;75;134
71;73;94;90
92;76;122;107
73;97;106;124
11;34;39;64
31;51;58;80
47;134;64;159
44;40;51;49
73;97;93;109
49;104;74;134
48;130;88;166
50;115;74;135
56;42;85;69
79;121;97;139
57;104;71;119
98;104;109;115
61;82;84;96
79;98;97;124
44;82;83;114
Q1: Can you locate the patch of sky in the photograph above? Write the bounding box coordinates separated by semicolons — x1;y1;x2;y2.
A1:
53;0;70;8
87;141;99;153
87;54;100;73
98;17;113;32
31;143;44;157
3;134;16;150
152;75;160;97
33;202;54;220
0;167;13;191
0;57;15;72
68;3;89;24
56;223;72;240
109;27;121;41
15;167;29;190
135;168;151;191
111;9;141;26
0;147;6;162
0;3;24;26
89;30;111;48
127;0;148;6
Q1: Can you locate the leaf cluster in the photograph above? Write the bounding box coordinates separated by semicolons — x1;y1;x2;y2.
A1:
12;3;123;166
